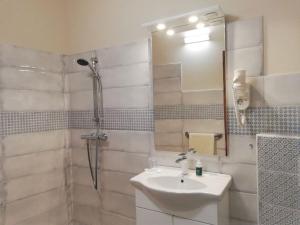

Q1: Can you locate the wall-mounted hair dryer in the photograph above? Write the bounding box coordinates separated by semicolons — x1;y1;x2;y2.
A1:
232;69;250;127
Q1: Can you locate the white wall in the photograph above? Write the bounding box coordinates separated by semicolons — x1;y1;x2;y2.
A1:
65;0;300;75
0;0;68;54
1;0;299;75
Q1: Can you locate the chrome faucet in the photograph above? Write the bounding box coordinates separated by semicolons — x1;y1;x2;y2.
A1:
175;148;196;176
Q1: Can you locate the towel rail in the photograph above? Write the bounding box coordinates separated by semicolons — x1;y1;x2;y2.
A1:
184;131;223;141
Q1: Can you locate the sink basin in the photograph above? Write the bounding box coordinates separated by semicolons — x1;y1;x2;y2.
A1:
147;176;207;191
130;166;232;210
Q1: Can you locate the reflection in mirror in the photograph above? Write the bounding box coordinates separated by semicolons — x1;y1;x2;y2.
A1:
150;6;228;156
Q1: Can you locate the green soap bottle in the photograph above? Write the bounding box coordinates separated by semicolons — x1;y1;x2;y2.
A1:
196;160;203;176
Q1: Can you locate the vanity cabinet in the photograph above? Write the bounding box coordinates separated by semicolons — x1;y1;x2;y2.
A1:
136;208;211;225
136;208;173;225
135;190;229;225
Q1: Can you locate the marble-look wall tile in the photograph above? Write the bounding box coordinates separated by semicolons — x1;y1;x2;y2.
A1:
4;149;65;179
102;171;135;196
63;51;96;73
155;120;183;133
183;119;225;133
72;148;89;168
102;191;135;218
154;92;182;105
69;90;94;110
70;129;93;148
154;77;181;93
226;17;263;50
72;184;101;207
5;188;66;225
73;204;101;225
0;67;63;92
226;46;263;79
264;73;300;106
72;166;99;187
102;62;151;88
1;89;65;111
101;210;135;225
5;170;64;202
182;90;224;105
154;132;183;148
96;39;150;68
153;64;181;79
101;130;152;153
221;163;257;193
65;71;93;93
102;150;148;174
103;86;152;108
14;204;68;225
0;44;63;73
224;135;257;164
3;130;65;157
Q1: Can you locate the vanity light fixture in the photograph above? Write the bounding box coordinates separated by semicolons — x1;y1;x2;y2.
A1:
196;22;205;29
188;16;199;23
156;23;166;30
166;29;175;36
184;33;210;44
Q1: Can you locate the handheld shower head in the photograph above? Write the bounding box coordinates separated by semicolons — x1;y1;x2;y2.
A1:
77;59;89;66
77;58;99;77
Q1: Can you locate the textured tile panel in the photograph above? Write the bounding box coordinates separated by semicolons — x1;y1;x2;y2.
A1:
257;135;300;225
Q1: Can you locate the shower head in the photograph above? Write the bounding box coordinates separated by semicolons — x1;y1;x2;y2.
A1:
77;59;89;66
76;57;101;80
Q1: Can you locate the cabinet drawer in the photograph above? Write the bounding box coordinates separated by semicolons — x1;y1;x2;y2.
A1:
136;207;173;225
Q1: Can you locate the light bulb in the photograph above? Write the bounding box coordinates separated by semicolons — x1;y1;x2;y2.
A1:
166;29;175;36
184;34;210;44
188;16;199;23
156;23;166;31
196;22;205;29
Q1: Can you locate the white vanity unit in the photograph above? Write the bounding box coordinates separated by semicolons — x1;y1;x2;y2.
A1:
130;167;232;225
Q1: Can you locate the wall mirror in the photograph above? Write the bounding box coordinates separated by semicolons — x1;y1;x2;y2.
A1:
148;6;228;156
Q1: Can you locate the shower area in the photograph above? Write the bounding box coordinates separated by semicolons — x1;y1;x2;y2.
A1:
0;40;152;225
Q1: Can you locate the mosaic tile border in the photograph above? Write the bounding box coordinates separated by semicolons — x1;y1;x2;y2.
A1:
0;111;68;136
1;106;300;136
69;109;154;131
0;109;154;136
228;106;300;135
257;135;300;225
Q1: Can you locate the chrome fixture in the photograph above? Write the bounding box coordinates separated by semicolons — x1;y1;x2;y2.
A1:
175;149;196;178
77;57;107;189
175;148;196;163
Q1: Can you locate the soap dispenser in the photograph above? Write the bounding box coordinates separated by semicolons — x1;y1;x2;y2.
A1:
196;160;203;176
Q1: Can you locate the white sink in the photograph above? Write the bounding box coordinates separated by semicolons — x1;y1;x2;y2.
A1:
147;176;207;191
130;166;232;210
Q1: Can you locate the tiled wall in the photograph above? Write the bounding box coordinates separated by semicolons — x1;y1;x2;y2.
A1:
64;40;153;225
0;45;71;225
1;16;299;225
257;134;300;225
